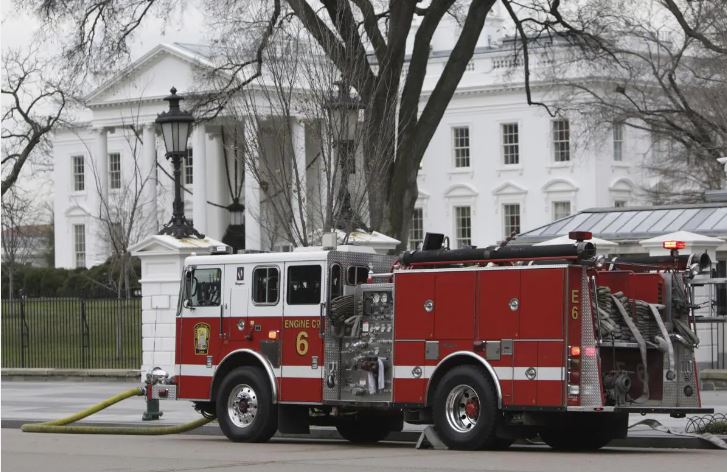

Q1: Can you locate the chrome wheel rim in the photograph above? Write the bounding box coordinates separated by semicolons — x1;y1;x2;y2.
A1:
445;384;480;433
227;383;258;429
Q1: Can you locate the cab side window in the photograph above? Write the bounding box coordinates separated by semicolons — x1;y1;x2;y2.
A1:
288;265;322;305
252;267;279;305
188;268;222;307
329;264;342;300
346;266;368;285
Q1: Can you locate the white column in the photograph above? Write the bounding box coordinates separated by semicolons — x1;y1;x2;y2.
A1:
192;125;208;234
95;128;108;203
142;124;158;231
207;128;228;240
91;128;108;266
291;118;307;243
244;120;261;251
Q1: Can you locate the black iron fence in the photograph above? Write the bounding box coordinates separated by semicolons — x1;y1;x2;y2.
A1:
1;297;141;369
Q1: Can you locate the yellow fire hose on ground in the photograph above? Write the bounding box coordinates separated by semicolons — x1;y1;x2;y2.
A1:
21;387;215;435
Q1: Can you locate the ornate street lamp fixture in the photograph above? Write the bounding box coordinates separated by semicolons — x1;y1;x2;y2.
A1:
324;80;363;231
155;87;204;239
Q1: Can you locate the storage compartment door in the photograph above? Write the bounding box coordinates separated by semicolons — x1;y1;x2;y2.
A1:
394;273;435;340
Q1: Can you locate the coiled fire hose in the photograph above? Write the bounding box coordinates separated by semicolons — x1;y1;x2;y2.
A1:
21;387;215;434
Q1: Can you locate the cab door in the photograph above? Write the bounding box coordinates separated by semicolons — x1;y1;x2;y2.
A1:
224;264;249;342
177;264;223;398
280;261;325;402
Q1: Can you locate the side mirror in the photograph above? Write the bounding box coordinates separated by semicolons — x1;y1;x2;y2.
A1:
184;268;195;308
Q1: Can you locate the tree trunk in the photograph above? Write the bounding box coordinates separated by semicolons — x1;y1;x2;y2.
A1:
382;131;422;251
363;108;396;231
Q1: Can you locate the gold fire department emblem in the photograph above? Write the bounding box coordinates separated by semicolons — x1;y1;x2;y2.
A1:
193;323;211;355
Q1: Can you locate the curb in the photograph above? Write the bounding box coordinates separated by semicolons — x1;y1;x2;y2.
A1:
3;419;724;449
1;369;140;382
700;369;727;392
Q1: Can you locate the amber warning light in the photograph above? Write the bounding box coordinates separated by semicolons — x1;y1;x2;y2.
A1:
663;241;686;250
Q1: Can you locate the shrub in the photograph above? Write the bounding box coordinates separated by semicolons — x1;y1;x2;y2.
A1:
1;258;141;299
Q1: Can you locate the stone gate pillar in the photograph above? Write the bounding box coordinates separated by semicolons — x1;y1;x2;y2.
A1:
130;235;228;379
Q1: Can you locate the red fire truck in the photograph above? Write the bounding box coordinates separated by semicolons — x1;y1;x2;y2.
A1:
163;232;712;450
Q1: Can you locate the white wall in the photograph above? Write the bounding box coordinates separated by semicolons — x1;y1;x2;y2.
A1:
416;87;650;247
53;125;177;268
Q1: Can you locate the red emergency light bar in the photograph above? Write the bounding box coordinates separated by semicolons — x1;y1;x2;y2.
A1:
663;240;686;250
569;231;592;241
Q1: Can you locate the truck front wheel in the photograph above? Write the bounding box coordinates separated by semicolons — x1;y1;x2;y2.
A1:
432;365;499;450
216;367;277;442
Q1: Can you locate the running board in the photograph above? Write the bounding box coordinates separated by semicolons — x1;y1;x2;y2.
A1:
615;407;714;415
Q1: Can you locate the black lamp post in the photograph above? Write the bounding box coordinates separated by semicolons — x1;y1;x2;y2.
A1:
156;87;204;239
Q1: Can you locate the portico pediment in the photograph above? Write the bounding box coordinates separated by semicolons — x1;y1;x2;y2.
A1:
86;43;215;108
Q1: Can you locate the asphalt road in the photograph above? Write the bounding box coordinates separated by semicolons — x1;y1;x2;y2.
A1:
3;429;726;472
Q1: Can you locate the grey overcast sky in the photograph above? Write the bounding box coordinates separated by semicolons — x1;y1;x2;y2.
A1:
1;1;208;210
2;1;208;61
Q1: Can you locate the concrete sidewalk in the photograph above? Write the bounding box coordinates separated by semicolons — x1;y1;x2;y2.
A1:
2;380;726;449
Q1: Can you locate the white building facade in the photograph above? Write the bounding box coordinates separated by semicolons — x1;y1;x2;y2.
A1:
53;11;653;267
52;43;321;268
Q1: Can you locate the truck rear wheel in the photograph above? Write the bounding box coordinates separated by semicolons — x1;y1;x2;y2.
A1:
432;365;498;450
216;367;277;442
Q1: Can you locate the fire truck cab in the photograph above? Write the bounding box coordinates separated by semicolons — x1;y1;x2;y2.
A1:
170;234;712;450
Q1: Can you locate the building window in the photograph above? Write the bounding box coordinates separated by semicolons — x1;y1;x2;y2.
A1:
651;130;674;159
184;148;193;185
409;208;424;250
552;119;570;162
252;266;279;305
452;126;470;168
109;153;121;190
110;221;123;247
553;201;571;220
72;155;85;191
454;206;472;248
503;203;521;238
466;61;475;71
73;224;86;268
614;200;626;208
502;123;519;165
613;122;623;162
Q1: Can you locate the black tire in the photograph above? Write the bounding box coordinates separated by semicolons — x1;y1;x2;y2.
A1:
539;413;626;451
216;367;277;442
432;365;498;450
539;430;612;451
491;437;515;450
335;411;402;443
